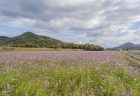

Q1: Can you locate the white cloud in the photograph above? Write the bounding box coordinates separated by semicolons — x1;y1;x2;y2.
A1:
10;18;36;27
0;0;140;47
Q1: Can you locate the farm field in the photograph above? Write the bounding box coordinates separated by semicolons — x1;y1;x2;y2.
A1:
0;47;84;52
0;51;140;96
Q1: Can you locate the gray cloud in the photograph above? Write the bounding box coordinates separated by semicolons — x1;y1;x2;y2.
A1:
0;0;140;47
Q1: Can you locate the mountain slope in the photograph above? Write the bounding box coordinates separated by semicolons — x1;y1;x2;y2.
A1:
111;42;140;50
0;32;104;50
8;32;64;47
0;36;10;46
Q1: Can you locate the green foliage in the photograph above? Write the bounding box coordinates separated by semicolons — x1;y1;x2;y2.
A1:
84;44;104;51
0;36;10;46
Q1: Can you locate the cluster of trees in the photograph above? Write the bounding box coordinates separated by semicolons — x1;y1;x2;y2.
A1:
61;43;104;51
10;42;104;51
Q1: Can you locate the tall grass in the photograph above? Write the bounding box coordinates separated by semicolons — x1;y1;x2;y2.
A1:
0;58;140;96
0;47;15;51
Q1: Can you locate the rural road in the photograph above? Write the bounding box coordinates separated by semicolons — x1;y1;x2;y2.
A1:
127;53;140;60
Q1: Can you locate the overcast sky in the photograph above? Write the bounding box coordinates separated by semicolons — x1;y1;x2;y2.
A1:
0;0;140;48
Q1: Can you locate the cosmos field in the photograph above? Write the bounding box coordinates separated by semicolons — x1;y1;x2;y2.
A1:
0;51;140;96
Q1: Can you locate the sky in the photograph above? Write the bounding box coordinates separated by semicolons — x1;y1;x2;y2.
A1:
0;0;140;48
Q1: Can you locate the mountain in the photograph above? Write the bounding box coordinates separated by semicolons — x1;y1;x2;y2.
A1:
111;42;140;50
0;32;104;51
0;32;64;47
0;36;10;46
8;32;64;48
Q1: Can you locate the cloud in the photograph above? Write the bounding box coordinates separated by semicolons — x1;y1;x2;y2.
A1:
0;0;140;47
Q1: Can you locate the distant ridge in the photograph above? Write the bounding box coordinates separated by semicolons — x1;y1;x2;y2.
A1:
0;32;104;51
111;42;140;50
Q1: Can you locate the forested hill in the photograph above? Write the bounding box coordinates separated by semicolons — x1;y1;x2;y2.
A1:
0;32;104;51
